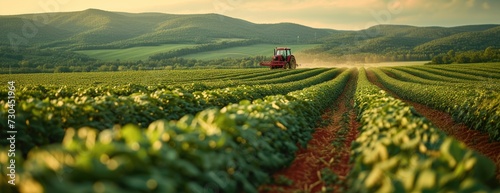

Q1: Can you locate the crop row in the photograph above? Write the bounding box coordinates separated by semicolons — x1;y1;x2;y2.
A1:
0;68;269;88
379;67;500;91
178;68;278;82
371;68;500;141
392;67;475;83
392;63;500;85
193;68;313;85
0;69;353;193
0;69;323;100
348;68;499;192
189;68;329;93
409;66;488;81
231;68;307;81
471;66;500;73
446;63;500;72
380;67;452;85
427;65;500;79
0;68;344;154
241;68;329;85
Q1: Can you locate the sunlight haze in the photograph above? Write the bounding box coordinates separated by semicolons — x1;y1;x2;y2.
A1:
1;0;499;30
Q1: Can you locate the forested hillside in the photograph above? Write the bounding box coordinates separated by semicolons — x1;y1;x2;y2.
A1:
305;25;500;63
1;9;499;73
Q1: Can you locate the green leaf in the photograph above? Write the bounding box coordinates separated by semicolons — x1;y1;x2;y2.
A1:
121;124;143;144
415;170;436;191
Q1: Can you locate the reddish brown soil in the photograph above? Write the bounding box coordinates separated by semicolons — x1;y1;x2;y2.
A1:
366;69;500;182
259;70;360;193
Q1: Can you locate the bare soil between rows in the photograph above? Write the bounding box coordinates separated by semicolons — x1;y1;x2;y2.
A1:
365;69;500;182
259;70;360;193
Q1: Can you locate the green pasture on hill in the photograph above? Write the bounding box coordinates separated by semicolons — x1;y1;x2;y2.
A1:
77;44;319;61
76;44;197;62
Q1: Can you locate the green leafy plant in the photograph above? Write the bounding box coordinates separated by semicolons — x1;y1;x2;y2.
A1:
348;68;499;192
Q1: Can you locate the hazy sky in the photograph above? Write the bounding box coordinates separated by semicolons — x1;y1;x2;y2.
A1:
1;0;499;30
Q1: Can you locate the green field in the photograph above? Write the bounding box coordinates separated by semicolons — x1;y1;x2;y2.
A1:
76;44;197;61
0;68;271;87
77;44;319;61
2;63;500;192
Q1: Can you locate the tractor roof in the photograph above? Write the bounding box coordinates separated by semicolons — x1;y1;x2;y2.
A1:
276;47;291;50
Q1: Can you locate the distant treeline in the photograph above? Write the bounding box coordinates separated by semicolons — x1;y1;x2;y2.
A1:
2;44;500;74
429;47;500;64
0;46;97;73
304;46;500;64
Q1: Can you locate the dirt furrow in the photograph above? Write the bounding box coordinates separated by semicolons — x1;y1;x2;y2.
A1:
259;69;359;193
365;68;500;182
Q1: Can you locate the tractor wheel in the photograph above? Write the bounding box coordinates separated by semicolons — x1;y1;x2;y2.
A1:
287;57;297;69
283;63;289;69
292;57;297;69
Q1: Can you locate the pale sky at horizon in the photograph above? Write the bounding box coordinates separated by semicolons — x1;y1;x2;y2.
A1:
0;0;499;30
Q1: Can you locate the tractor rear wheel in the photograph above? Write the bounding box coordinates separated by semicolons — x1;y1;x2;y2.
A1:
290;57;297;69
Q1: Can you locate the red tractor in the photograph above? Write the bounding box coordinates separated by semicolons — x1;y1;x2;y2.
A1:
260;47;298;69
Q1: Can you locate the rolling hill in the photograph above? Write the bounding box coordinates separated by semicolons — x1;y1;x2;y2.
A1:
311;24;500;56
413;26;500;54
0;8;499;68
0;9;338;50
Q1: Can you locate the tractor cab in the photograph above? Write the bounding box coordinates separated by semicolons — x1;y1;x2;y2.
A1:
274;48;291;61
